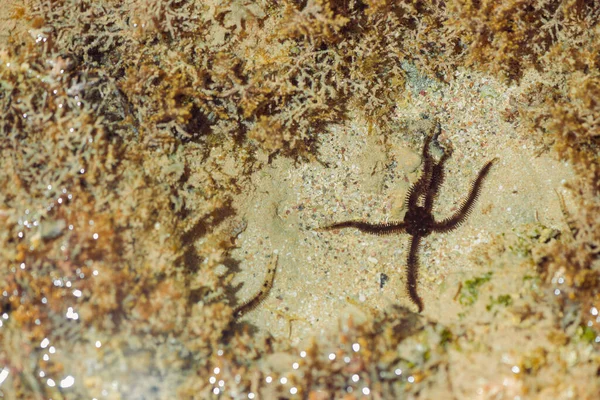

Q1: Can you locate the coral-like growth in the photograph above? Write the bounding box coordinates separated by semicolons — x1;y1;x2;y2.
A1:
2;0;600;398
180;306;453;399
445;0;600;81
0;12;239;398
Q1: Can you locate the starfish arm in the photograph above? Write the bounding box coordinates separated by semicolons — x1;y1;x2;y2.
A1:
406;235;424;313
317;220;407;236
233;255;278;319
431;158;496;233
422;129;435;160
406;135;435;209
425;127;454;212
405;174;429;209
424;157;449;212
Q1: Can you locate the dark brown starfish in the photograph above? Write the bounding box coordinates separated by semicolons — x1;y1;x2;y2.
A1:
319;125;496;312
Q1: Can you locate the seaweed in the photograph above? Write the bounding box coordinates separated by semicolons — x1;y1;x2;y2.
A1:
2;0;600;398
458;272;493;306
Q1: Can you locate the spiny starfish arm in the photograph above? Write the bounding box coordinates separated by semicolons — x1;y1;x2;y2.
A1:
431;158;496;233
425;128;453;212
405;174;430;209
318;220;407;236
424;159;447;213
406;130;439;209
406;235;424;313
233;255;278;319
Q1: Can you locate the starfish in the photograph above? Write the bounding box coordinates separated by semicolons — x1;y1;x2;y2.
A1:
319;125;496;312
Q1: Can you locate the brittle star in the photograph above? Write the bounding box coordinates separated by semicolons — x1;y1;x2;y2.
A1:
319;125;496;312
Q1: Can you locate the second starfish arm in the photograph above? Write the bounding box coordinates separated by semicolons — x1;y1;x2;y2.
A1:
318;220;407;236
424;158;449;213
431;158;496;233
406;235;424;313
406;133;435;209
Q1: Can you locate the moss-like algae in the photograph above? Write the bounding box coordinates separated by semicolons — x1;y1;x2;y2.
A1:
458;272;493;307
1;0;600;398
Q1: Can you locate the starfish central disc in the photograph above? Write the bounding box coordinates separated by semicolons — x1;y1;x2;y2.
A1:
404;206;433;237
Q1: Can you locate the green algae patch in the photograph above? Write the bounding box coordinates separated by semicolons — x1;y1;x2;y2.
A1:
458;272;493;307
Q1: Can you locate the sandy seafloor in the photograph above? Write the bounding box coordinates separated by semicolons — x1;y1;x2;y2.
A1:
233;68;573;340
229;68;578;395
3;3;596;398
